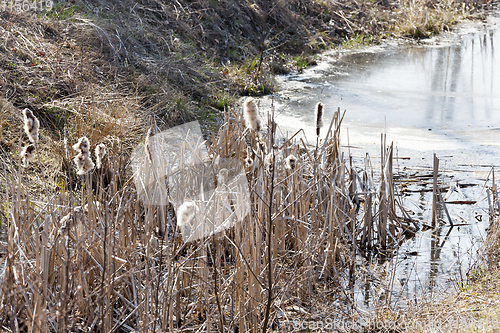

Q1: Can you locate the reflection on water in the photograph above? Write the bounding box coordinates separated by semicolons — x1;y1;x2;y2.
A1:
260;16;500;308
266;17;500;157
424;28;496;128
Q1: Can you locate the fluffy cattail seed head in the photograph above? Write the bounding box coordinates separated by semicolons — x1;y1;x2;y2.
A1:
20;144;36;167
217;168;229;185
95;143;106;169
243;97;261;132
72;136;90;154
245;156;254;168
176;201;196;229
315;102;324;136
149;235;159;248
264;152;274;174
244;148;254;168
144;127;152;162
63;137;69;159
285;154;297;170
23;108;40;143
74;152;95;175
63;127;69;159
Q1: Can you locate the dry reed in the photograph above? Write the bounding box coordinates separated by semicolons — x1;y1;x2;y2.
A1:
0;101;416;332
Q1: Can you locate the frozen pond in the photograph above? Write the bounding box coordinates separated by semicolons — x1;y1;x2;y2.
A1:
260;15;500;308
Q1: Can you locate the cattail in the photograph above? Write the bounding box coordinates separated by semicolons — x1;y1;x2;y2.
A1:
74;152;95;175
95;143;106;169
245;156;254;168
63;136;69;159
72;136;90;154
257;137;268;155
58;212;73;237
217;168;229;185
177;201;196;230
58;207;84;237
315;102;324;136
264;152;274;174
243;97;261;132
144;127;152;162
285;154;297;170
72;136;93;174
63;127;69;159
23;108;40;143
149;234;159;248
244;148;254;168
20;144;36;167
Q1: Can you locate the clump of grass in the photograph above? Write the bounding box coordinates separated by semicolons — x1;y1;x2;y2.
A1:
293;55;317;71
394;0;471;38
342;33;377;48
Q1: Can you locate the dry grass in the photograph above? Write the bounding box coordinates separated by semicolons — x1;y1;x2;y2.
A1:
337;0;492;45
0;0;491;143
394;0;469;38
0;98;421;331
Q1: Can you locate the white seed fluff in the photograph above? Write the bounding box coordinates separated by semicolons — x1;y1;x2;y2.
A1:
74;152;95;175
285;154;297;170
72;136;90;154
243;97;261;132
23;108;40;143
95;143;107;169
20;144;36;167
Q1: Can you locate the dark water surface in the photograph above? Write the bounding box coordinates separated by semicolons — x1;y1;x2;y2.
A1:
261;15;500;308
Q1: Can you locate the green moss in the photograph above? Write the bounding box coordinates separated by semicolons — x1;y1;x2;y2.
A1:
45;4;81;21
342;34;376;48
293;55;315;71
208;92;234;111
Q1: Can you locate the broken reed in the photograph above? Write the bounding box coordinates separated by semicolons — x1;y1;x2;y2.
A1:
0;106;414;332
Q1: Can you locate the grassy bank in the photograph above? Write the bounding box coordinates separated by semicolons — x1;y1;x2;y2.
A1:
413;204;500;332
1;0;494;138
0;0;494;182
